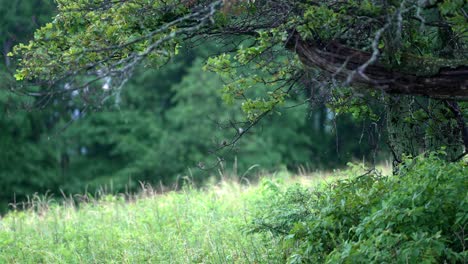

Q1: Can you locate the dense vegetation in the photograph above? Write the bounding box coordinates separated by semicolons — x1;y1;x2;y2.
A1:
252;154;467;263
0;155;465;263
0;0;380;212
1;0;466;262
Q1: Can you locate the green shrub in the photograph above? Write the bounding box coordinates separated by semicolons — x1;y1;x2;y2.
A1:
251;154;467;263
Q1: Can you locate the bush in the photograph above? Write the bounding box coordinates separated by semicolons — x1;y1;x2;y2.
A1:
250;154;467;263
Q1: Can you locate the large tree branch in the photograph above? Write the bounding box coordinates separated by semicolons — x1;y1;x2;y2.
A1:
291;35;468;100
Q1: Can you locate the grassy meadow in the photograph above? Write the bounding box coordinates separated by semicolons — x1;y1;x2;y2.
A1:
1;157;465;264
0;170;342;263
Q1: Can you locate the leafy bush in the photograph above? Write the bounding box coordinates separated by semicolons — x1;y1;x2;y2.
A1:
251;154;467;263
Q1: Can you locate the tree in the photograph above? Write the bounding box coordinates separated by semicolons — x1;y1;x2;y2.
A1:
0;0;388;211
0;0;60;212
9;0;468;163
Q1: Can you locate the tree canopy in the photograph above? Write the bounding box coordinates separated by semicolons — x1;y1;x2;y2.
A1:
2;0;388;212
10;0;467;96
8;0;468;162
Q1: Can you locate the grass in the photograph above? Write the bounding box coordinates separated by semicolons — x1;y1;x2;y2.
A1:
0;169;349;264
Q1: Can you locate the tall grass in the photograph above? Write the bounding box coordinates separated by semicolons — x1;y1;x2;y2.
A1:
0;169;341;263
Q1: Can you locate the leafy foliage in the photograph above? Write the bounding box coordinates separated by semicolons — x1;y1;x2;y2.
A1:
251;154;467;263
0;0;380;211
8;0;467;168
2;0;465;219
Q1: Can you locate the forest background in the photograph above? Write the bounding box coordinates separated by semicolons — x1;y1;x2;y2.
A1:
0;0;383;213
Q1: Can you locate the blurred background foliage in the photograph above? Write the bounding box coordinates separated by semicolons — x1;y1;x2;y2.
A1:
0;0;384;213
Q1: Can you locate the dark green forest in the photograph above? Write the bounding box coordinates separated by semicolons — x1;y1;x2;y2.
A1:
0;0;382;213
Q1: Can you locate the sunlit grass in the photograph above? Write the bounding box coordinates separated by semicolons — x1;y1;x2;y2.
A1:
0;165;388;263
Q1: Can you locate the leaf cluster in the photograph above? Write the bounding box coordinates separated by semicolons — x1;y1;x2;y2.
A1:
250;153;467;263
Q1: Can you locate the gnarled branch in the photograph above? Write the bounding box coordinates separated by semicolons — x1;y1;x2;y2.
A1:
291;35;468;100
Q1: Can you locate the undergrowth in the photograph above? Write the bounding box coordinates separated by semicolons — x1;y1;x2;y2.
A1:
0;154;465;263
251;154;467;263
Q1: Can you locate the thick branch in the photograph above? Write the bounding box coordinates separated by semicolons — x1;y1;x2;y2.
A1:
292;36;468;100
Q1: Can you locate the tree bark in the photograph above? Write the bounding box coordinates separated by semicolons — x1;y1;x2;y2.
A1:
291;36;468;101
